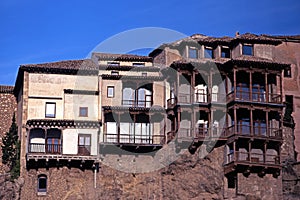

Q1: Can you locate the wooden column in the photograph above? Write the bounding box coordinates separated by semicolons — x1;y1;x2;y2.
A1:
266;111;269;137
249;141;252;162
250;108;253;136
233;68;237;100
233;141;236;162
234;106;237;135
263;142;267;164
209;70;213;103
117;112;121;143
265;72;269;103
249;71;252;102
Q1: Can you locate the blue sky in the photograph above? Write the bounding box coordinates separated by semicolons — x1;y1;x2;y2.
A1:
0;0;299;85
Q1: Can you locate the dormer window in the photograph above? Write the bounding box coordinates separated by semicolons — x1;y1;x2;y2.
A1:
242;44;253;56
108;62;120;66
221;47;230;58
204;47;214;58
188;47;198;59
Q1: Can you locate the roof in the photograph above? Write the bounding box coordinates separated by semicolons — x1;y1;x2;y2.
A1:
149;32;283;56
0;85;14;94
20;59;98;73
262;34;300;42
92;52;153;62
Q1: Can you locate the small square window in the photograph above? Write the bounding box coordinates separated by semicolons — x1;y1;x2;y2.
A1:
79;107;88;117
284;67;291;78
107;86;114;98
142;72;147;77
242;44;253;56
111;71;119;75
204;47;214;58
133;63;145;67
221;47;230;58
45;102;56;118
188;48;198;59
108;62;120;66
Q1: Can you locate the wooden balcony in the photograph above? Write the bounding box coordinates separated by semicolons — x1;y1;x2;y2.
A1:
227;125;282;140
28;143;62;154
227;91;282;104
224;151;281;175
122;98;152;108
103;132;165;145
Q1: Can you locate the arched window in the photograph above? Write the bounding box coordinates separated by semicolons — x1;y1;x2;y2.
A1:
37;174;47;195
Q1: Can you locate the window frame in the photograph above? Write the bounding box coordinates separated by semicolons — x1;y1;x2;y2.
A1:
45;102;56;118
111;71;119;75
107;62;120;66
284;67;292;78
107;86;115;98
204;47;214;59
188;47;198;59
79;107;88;117
37;174;47;195
221;46;230;58
242;44;254;56
132;62;145;67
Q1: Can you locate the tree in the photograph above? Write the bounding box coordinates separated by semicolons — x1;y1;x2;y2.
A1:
1;114;20;180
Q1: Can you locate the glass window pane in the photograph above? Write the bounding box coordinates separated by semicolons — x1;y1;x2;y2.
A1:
79;137;85;145
188;48;198;59
85;137;90;145
45;103;55;118
107;86;114;98
242;45;253;55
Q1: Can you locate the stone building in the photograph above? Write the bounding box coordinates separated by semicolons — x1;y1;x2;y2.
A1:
0;85;16;173
2;33;300;199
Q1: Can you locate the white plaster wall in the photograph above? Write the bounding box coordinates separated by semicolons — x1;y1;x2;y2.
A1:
62;128;98;156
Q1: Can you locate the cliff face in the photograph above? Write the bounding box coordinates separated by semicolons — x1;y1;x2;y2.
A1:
18;145;285;200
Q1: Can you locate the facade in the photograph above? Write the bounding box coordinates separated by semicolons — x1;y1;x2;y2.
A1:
1;33;299;199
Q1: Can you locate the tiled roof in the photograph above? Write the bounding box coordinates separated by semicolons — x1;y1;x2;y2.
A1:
232;55;290;66
262;34;300;42
20;59;98;72
92;52;153;62
0;85;14;94
233;33;281;44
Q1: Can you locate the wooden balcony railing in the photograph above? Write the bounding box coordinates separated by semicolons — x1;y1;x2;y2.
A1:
122;98;152;108
227;90;282;104
28;143;62;154
226;151;280;166
103;132;165;145
227;125;282;139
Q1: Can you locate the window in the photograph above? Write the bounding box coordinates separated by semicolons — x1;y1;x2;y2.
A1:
221;47;230;58
107;62;120;66
204;47;214;58
133;63;145;67
142;72;147;77
284;67;291;78
227;175;236;189
111;71;119;75
45;102;56;118
37;174;47;195
79;107;88;117
107;86;114;98
78;134;91;155
188;48;198;59
242;44;253;56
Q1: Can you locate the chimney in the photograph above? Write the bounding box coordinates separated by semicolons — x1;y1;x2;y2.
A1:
235;31;240;37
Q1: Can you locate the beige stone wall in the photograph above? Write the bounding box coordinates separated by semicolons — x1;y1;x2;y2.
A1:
63;128;98;155
64;94;98;120
153;81;164;107
101;80;122;106
28;74;98;97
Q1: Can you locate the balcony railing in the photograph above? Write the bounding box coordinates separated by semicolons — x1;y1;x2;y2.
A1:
227;125;282;139
227;90;282;104
103;132;165;145
122;98;152;108
226;151;280;166
28;143;62;154
196;127;227;138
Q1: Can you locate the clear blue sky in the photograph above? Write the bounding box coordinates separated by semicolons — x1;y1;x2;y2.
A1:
0;0;299;85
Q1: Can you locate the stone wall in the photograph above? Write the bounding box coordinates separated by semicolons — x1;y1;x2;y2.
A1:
0;85;17;173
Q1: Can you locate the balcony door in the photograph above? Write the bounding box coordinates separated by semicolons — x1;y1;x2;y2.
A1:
46;138;61;154
78;134;91;156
